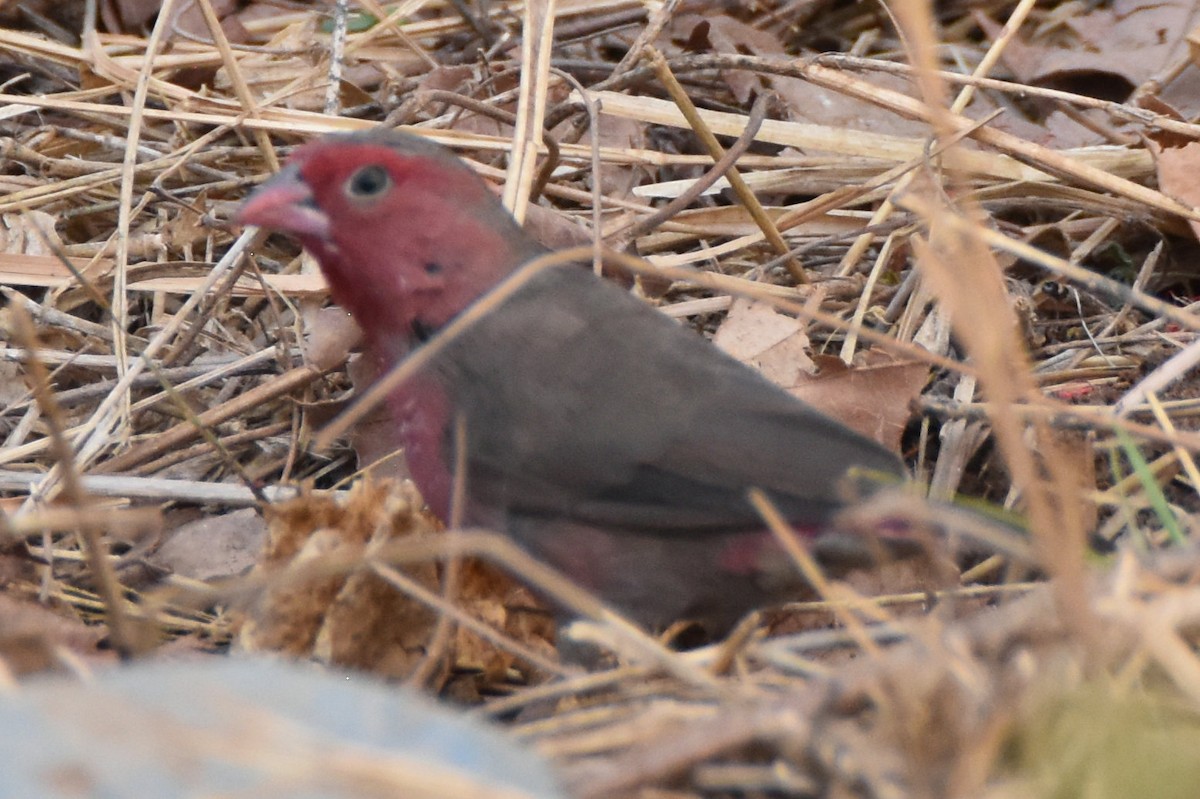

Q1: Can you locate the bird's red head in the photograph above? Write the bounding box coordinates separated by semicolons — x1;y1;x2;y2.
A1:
237;130;545;350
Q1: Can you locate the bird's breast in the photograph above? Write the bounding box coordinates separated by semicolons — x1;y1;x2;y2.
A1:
389;374;454;521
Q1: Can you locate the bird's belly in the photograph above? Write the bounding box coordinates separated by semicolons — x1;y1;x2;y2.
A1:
508;517;806;633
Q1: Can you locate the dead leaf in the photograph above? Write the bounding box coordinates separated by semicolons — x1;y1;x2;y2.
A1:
713;299;921;452
0;593;108;676
713;298;816;387
670;14;931;137
790;351;927;453
0;211;61;256
0;360;27;407
1151;139;1200;242
152;508;267;581
302;303;361;372
989;0;1200;128
522;203;594;252
168;0;240;39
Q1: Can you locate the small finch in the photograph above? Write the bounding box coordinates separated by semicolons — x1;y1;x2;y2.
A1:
237;129;906;633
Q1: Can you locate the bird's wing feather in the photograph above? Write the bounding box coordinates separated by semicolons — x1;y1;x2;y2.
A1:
440;267;904;533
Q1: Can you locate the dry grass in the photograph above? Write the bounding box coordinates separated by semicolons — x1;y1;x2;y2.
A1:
3;0;1200;796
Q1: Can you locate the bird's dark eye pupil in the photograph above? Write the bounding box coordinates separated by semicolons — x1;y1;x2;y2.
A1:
347;165;390;198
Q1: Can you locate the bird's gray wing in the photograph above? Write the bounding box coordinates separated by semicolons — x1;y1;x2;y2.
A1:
439;267;905;533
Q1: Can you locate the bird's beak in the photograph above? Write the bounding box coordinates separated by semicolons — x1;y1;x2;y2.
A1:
235;164;331;240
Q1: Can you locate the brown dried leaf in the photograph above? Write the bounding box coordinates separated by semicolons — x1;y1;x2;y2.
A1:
1151;139;1200;242
670;15;929;136
713;299;920;452
1;210;61;256
713;298;816;386
1038;0;1192;89
791;352;927;453
152;507;267;582
0;592;109;676
0;360;27;407
169;0;240;39
302;303;361;372
99;0;163;32
990;0;1200;129
522;203;594;252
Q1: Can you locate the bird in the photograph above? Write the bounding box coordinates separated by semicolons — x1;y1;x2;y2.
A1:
236;128;907;635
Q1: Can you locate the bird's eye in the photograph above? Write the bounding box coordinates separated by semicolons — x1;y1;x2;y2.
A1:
345;165;391;199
